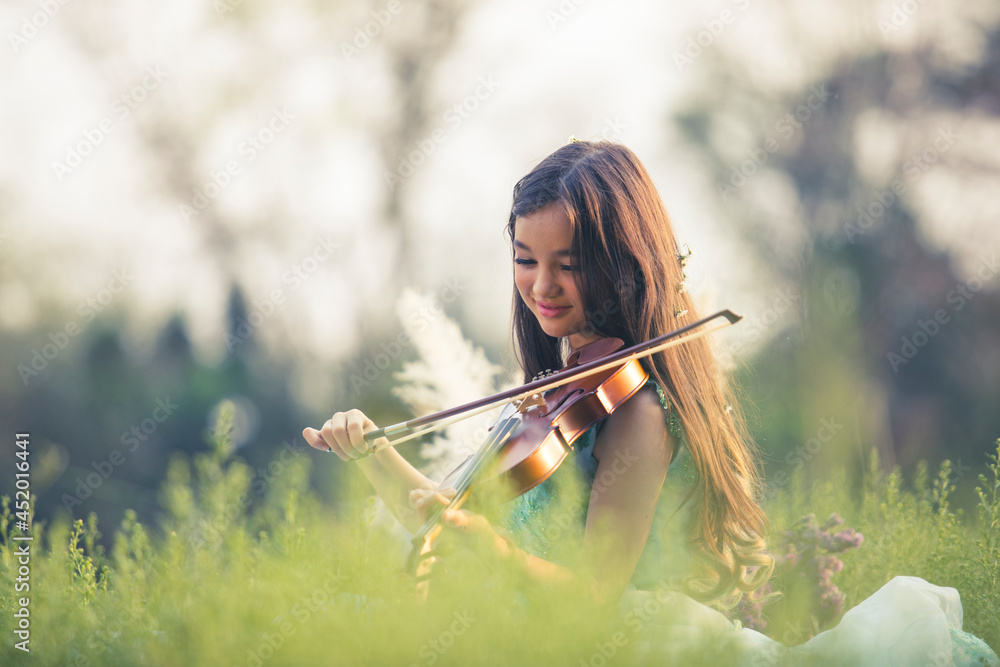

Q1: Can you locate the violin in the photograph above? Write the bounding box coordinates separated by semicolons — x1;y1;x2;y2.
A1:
406;336;647;589
360;309;742;593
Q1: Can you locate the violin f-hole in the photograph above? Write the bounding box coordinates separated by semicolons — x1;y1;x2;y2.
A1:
539;388;585;418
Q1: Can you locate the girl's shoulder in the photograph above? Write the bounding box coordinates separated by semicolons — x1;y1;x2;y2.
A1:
594;386;667;460
592;379;683;464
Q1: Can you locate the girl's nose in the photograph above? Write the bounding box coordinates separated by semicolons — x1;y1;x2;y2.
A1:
533;266;561;298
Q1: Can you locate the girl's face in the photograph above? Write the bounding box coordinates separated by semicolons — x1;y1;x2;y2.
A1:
513;203;601;351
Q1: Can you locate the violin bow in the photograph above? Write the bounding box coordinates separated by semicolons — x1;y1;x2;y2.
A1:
358;309;742;455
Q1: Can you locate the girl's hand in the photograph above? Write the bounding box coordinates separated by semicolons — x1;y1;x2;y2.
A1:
408;487;458;525
408;488;512;565
302;409;390;461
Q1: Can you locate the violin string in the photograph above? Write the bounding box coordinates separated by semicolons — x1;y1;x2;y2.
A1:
448;416;518;495
416;414;521;539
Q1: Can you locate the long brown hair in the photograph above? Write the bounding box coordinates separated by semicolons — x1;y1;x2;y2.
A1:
505;140;773;606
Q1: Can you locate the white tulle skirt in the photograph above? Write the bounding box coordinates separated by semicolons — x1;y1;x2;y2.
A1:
618;576;999;666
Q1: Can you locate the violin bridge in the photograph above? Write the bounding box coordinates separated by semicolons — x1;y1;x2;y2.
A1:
517;393;547;413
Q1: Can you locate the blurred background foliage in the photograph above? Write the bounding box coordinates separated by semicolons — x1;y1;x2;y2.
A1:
1;0;999;542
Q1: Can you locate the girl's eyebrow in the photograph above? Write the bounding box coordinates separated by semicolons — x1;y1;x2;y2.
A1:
513;239;573;256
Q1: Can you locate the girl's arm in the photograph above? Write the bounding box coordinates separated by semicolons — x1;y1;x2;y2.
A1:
583;386;675;600
303;410;437;534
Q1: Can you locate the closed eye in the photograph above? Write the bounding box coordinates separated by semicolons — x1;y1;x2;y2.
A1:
515;257;576;271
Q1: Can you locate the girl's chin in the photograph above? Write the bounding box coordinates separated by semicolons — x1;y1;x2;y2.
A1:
532;313;585;340
538;324;584;340
538;323;569;339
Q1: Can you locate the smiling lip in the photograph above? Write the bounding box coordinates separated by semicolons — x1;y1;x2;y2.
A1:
537;301;571;318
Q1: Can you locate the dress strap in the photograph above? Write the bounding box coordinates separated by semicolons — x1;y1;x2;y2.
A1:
646;379;685;442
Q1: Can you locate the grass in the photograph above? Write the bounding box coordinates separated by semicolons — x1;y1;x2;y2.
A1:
2;404;998;665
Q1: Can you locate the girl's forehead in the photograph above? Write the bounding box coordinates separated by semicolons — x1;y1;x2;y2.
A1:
513;205;574;245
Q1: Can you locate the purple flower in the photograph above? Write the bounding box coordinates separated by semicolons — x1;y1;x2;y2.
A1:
819;531;837;551
832;529;864;549
755;512;864;637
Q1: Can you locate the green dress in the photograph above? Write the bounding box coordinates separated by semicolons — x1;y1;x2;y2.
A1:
498;379;697;591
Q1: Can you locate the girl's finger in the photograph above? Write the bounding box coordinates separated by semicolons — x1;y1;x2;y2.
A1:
442;509;470;531
408;489;427;508
319;413;349;456
305;423;355;461
415;491;452;510
306;427;349;460
303;426;343;458
409;489;435;509
344;410;370;458
327;441;349;461
302;427;327;451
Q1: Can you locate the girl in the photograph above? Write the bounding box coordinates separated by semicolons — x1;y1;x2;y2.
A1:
303;140;999;665
304;139;771;609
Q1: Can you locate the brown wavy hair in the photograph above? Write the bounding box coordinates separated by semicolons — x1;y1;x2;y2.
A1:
505;140;773;607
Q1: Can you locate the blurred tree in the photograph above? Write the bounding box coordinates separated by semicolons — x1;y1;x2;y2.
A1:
375;0;476;287
673;5;1000;482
